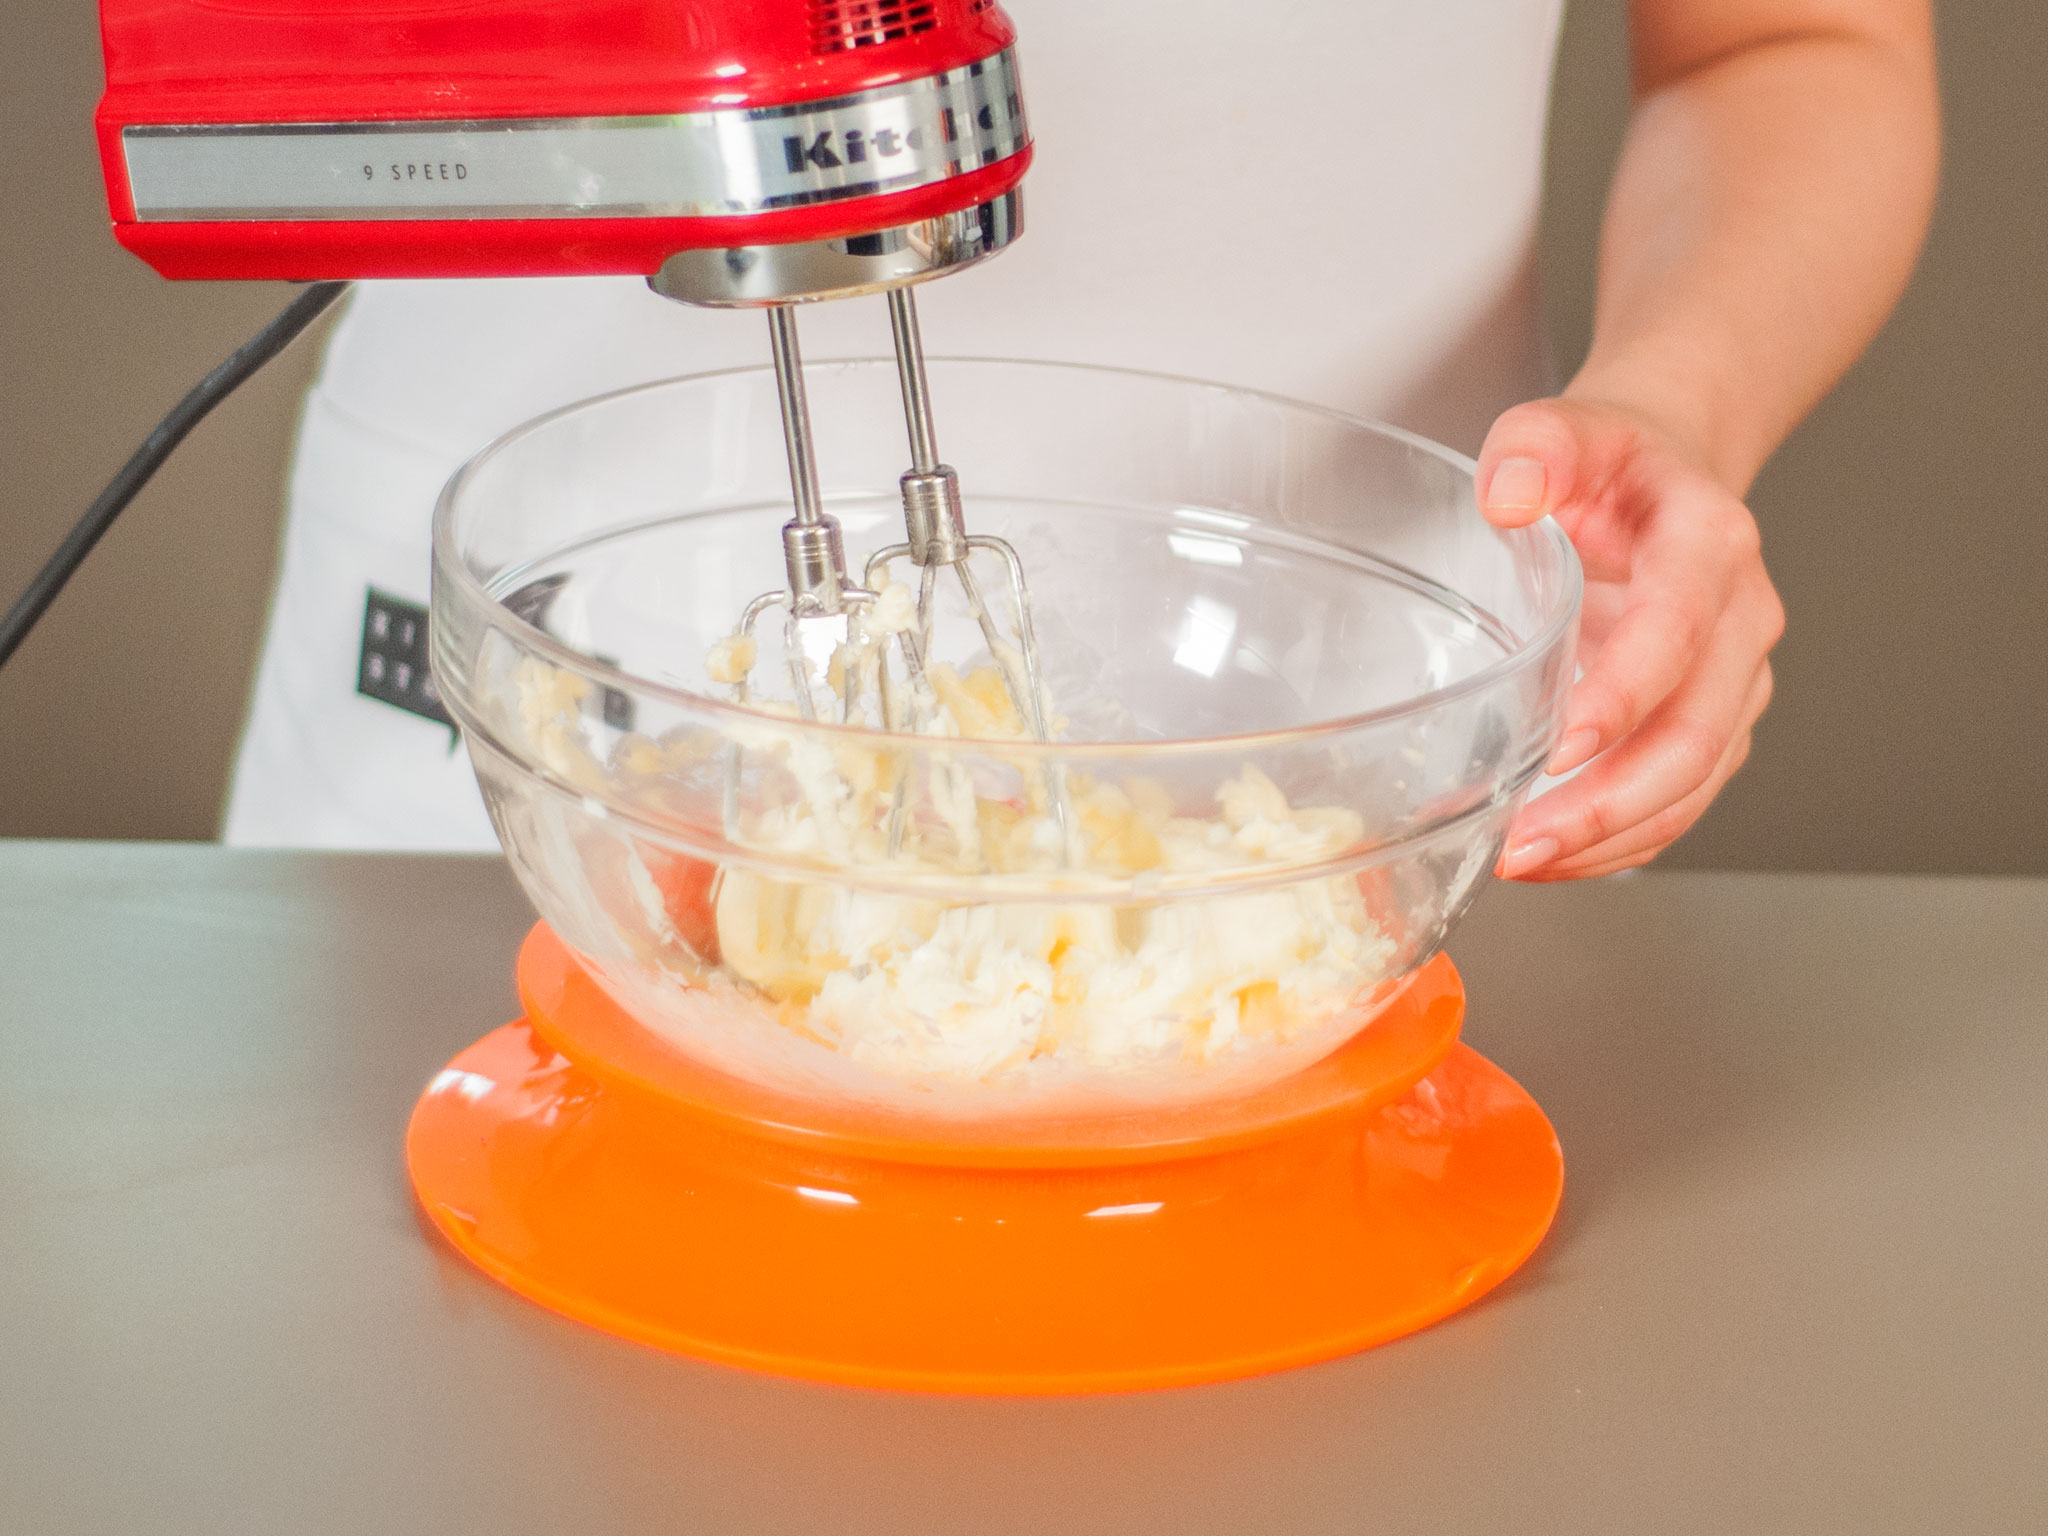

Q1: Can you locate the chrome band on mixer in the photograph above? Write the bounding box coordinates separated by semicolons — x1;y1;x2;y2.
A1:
121;48;1027;222
648;189;1021;306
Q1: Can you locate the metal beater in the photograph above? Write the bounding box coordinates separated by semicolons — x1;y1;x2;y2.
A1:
727;294;1056;738
726;305;899;725
861;288;1056;748
721;288;1068;853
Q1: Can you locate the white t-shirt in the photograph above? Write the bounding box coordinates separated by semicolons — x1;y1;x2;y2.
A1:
223;0;1566;850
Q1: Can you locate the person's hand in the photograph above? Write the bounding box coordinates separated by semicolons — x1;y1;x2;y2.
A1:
1475;395;1784;881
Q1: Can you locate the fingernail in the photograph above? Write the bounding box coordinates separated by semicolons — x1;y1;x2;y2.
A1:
1547;728;1600;774
1501;836;1559;878
1486;456;1547;512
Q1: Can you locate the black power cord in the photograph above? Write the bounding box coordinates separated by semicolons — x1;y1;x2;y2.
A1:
0;280;353;670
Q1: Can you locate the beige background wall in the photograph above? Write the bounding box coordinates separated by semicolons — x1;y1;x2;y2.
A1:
3;3;2044;870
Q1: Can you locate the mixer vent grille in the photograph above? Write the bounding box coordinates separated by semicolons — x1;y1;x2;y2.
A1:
809;0;937;52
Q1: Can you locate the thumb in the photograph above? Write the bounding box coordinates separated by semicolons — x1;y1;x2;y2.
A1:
1475;399;1585;528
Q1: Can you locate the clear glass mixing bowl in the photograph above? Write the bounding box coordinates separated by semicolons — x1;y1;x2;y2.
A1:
431;360;1580;1120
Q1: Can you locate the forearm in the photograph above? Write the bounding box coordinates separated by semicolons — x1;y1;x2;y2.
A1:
1568;10;1939;492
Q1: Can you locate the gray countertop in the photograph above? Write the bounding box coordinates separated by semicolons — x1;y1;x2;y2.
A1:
2;842;2043;1534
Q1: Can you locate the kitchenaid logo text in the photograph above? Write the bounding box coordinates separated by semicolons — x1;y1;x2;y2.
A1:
782;102;1005;173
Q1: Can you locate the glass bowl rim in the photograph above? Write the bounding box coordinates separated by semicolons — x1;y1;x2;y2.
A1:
430;355;1583;761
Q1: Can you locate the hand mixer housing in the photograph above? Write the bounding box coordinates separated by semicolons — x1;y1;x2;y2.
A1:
95;0;1045;729
95;0;1028;299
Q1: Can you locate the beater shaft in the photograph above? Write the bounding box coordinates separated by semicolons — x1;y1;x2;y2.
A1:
887;287;941;476
768;304;825;527
766;305;853;627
